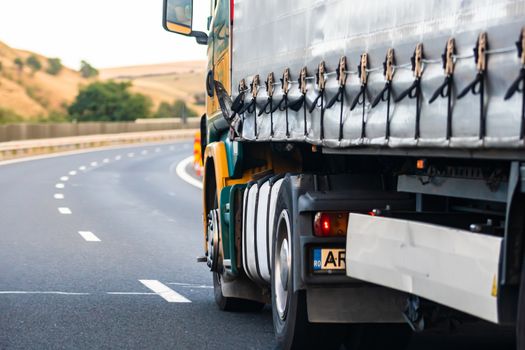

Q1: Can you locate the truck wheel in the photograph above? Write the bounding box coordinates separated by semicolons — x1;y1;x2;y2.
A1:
208;183;264;312
271;183;343;350
518;257;525;349
213;271;265;312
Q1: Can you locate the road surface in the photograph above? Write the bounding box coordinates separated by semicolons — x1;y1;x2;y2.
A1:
0;141;516;349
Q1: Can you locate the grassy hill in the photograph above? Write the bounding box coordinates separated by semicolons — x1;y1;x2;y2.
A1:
0;41;89;120
99;61;206;116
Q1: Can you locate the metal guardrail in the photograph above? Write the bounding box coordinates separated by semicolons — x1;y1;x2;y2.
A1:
0;119;200;143
0;129;198;161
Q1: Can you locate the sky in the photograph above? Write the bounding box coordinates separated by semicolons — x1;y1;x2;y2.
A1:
0;0;209;70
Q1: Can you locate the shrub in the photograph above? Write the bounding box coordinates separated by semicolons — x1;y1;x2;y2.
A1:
154;99;197;120
68;80;152;122
26;55;42;74
46;58;63;75
79;60;98;78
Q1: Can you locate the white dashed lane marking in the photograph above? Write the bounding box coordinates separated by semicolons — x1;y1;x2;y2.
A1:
54;194;64;199
115;155;122;160
141;150;148;155
155;148;161;153
60;176;69;181
79;166;87;171
69;171;77;176
78;231;101;242
139;280;191;303
58;207;72;215
90;162;98;167
55;183;65;189
128;153;135;158
103;158;110;163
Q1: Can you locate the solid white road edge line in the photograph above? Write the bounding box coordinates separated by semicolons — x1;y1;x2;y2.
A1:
139;280;191;303
174;156;203;190
58;207;72;215
78;231;101;242
54;193;64;199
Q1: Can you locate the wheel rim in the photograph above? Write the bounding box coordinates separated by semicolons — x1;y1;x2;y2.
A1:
207;209;220;272
275;210;292;320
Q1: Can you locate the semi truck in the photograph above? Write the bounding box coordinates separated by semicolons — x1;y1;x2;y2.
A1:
163;0;525;348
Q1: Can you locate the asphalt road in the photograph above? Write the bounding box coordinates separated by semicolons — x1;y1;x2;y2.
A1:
0;141;516;350
0;141;274;349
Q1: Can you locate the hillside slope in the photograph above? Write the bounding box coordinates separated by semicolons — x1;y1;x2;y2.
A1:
0;41;88;119
100;61;206;115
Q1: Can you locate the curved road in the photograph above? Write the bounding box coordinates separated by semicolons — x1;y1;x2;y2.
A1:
0;141;274;349
0;141;516;349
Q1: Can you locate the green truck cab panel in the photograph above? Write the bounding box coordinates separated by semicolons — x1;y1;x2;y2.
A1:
220;132;243;179
219;184;246;276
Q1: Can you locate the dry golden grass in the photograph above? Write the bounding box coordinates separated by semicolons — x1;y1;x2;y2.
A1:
0;41;88;119
100;61;206;115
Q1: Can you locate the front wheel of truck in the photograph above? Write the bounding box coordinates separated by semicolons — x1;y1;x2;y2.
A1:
208;178;264;312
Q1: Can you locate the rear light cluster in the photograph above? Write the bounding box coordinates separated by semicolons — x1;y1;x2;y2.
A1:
313;212;349;237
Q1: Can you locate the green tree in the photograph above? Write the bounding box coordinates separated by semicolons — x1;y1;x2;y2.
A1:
68;81;152;122
26;55;42;74
155;102;174;118
154;99;197;120
46;58;63;75
14;57;24;74
79;60;98;78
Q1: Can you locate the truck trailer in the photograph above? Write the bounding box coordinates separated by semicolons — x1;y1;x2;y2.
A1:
163;0;525;348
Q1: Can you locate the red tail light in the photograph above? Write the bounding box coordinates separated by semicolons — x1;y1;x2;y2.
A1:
313;212;348;237
230;0;234;24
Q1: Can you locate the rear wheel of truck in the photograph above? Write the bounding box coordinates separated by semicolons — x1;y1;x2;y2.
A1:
271;182;344;350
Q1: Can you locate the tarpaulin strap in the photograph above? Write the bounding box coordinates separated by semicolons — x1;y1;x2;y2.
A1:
286;67;308;136
258;72;275;138
504;28;525;140
371;48;395;140
429;38;456;140
309;62;326;139
395;43;423;139
350;53;369;139
457;32;487;140
326;57;347;141
239;75;259;135
270;69;292;137
232;79;247;116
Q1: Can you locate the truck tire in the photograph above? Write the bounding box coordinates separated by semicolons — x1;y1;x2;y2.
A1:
271;182;344;350
208;183;264;312
518;256;525;350
213;271;265;312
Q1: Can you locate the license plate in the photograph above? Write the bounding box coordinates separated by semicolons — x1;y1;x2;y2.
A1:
312;248;346;272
